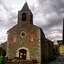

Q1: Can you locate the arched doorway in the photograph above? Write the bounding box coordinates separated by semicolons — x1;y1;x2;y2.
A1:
16;47;30;60
19;49;26;60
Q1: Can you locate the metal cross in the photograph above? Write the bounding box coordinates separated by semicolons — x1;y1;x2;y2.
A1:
25;0;27;2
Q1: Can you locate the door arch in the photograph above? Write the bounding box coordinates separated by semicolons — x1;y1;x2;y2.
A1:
16;47;30;60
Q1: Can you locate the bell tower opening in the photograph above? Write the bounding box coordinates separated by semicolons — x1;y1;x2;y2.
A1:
22;13;26;21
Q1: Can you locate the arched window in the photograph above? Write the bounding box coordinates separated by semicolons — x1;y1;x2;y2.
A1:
22;13;26;21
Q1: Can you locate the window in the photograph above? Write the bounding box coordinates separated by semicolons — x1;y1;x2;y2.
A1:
22;13;26;21
20;31;26;38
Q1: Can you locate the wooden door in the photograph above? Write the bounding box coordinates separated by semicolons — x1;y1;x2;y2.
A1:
19;49;26;60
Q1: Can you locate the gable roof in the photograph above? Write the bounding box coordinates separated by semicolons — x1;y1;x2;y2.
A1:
7;24;17;33
7;23;40;33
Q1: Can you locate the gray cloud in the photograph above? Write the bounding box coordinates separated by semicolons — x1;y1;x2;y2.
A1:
38;0;64;14
0;0;17;43
30;0;63;40
0;0;63;43
0;0;17;28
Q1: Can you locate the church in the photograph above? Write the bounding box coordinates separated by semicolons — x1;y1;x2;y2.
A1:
6;2;54;64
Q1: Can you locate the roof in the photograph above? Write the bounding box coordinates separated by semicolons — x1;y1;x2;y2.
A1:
21;2;30;11
7;24;17;33
57;40;63;45
46;39;54;43
7;23;40;33
57;40;62;42
21;2;32;13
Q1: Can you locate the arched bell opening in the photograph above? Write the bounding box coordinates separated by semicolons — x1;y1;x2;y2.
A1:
22;13;26;21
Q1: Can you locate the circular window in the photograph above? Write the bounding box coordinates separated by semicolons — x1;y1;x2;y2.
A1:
20;31;26;38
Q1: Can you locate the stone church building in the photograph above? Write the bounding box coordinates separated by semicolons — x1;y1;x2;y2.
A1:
6;2;54;64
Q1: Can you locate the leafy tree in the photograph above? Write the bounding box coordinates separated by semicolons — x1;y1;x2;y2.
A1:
0;47;3;56
0;47;6;56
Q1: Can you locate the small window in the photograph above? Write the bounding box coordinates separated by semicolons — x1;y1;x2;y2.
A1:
22;13;26;21
20;31;26;38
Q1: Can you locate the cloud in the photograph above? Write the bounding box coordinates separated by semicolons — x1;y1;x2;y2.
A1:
31;0;63;41
0;0;17;43
0;29;7;43
0;0;63;43
38;0;64;14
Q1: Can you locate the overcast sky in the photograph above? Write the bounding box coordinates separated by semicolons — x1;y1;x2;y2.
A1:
0;0;63;43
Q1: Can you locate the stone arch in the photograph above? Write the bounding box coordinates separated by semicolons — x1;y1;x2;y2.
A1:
16;47;30;60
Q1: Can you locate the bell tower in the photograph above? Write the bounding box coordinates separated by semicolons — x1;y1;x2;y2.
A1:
18;2;33;24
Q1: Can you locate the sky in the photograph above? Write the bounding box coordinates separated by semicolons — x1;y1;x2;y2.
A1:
0;0;63;43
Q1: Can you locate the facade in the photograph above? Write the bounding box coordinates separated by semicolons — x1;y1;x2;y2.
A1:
6;2;42;64
5;2;55;64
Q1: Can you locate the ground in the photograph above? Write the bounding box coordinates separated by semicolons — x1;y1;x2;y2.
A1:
48;54;64;64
